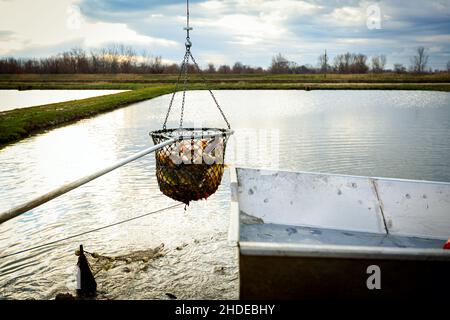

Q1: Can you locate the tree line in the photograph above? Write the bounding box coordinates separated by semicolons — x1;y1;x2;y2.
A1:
0;45;173;74
0;45;447;74
277;47;443;74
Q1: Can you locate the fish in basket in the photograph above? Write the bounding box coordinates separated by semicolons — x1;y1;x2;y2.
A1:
149;1;233;205
150;128;231;205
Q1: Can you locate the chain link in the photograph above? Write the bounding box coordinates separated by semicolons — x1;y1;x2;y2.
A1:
161;0;231;130
189;52;231;129
179;50;190;128
162;52;189;129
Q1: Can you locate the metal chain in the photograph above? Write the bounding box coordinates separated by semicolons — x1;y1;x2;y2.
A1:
162;52;189;129
179;50;190;128
161;0;231;130
179;0;192;129
189;52;231;129
186;0;191;39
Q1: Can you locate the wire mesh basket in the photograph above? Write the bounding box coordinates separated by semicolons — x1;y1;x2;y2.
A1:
149;1;233;205
150;128;231;204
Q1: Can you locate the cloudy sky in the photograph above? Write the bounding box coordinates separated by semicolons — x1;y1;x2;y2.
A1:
0;0;449;69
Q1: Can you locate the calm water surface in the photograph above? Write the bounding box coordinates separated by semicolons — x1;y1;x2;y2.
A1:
0;90;449;299
0;90;128;111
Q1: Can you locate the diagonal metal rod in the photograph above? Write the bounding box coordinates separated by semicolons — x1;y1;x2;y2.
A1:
0;138;173;225
0;131;232;225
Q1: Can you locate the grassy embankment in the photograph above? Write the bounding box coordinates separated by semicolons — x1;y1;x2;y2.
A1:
1;73;450;149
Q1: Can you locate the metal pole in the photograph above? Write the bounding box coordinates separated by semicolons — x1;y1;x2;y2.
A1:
0;138;174;225
0;130;233;225
187;0;190;31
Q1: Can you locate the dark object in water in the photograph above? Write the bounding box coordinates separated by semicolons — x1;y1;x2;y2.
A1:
165;293;177;300
18;85;32;91
76;245;97;297
55;293;76;300
150;128;229;205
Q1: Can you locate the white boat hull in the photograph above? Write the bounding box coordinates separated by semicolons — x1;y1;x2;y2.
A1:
230;167;450;299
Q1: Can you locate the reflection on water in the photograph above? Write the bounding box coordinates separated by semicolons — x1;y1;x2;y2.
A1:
0;90;128;111
0;90;449;299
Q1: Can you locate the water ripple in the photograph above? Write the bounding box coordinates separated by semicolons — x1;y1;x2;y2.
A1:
0;90;449;299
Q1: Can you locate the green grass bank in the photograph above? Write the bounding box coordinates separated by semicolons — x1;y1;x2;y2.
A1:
0;86;174;149
1;73;450;149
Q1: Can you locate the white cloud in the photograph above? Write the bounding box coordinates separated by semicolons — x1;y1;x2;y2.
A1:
324;6;365;27
0;0;177;56
416;34;450;42
198;13;288;46
78;21;178;48
1;0;450;69
198;52;231;65
199;0;227;12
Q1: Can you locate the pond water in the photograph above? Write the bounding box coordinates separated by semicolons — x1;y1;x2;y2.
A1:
0;90;449;299
0;90;128;111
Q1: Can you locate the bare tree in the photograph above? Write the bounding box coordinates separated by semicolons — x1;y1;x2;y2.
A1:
393;63;406;74
333;52;353;73
343;52;352;72
207;63;216;73
150;56;164;74
217;65;231;74
232;62;244;74
380;55;387;71
270;53;291;74
318;50;329;75
371;55;387;73
333;54;345;73
352;54;369;73
447;60;450;73
411;47;429;73
333;52;368;73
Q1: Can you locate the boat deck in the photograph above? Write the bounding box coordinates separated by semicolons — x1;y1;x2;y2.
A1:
231;167;450;299
240;222;445;249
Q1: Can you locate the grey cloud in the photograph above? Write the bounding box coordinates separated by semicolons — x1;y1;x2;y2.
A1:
3;0;450;69
0;30;14;40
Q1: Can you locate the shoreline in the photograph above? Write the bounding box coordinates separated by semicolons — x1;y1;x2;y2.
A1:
0;86;174;149
1;75;450;149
